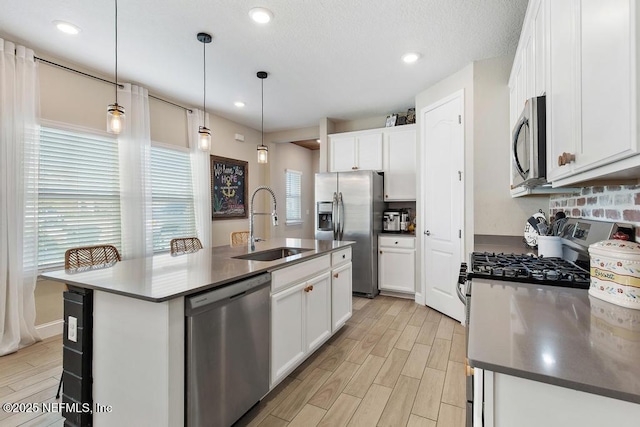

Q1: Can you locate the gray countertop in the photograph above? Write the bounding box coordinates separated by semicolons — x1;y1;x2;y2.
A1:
41;238;354;302
468;278;640;404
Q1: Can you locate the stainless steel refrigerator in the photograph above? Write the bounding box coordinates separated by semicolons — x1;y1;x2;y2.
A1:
315;171;384;298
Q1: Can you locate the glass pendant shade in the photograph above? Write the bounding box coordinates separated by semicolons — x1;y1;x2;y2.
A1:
198;126;211;151
107;103;125;134
257;71;269;164
257;144;268;164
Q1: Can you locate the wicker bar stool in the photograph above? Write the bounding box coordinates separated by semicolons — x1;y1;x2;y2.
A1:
170;237;203;255
65;244;121;271
230;231;250;246
57;244;121;399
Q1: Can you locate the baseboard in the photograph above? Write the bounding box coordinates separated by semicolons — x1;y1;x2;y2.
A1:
414;292;425;305
379;290;415;300
36;319;63;339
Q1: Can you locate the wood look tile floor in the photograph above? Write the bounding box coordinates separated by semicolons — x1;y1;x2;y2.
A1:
0;296;466;427
237;296;466;427
0;335;64;427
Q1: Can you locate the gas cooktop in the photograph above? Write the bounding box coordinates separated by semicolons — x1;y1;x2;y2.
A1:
466;252;591;289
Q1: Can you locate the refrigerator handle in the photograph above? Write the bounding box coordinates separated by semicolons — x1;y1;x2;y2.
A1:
338;192;345;240
332;192;339;240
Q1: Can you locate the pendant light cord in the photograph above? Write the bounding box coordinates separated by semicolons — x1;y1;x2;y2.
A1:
114;0;118;105
261;77;264;146
203;39;206;119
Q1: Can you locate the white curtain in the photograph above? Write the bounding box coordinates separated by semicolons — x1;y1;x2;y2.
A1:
118;84;153;259
0;39;40;356
187;109;212;247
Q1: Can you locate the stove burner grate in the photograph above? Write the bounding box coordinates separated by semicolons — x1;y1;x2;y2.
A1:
469;252;591;289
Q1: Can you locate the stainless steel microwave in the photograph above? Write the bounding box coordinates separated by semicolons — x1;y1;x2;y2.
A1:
511;95;546;188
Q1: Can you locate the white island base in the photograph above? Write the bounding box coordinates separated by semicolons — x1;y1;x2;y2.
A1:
92;291;185;426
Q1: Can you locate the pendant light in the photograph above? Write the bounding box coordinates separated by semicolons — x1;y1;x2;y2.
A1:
257;71;268;164
197;32;212;151
106;0;125;134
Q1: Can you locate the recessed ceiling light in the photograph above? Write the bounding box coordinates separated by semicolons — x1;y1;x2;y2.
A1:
234;101;246;108
54;20;81;35
402;52;421;64
249;7;273;24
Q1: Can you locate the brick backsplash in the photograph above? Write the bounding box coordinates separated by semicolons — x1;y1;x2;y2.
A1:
550;185;640;240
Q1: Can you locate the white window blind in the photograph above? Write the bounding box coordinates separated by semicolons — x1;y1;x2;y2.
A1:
150;145;196;252
38;127;121;269
285;169;302;224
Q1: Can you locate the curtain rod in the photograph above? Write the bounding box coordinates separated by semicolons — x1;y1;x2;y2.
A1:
34;56;193;113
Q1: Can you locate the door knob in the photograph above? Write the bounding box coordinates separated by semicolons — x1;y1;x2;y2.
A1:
333;273;339;278
424;230;431;236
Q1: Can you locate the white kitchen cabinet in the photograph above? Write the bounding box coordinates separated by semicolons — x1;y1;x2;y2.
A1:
331;248;352;332
329;131;383;172
271;282;306;386
378;236;415;294
546;0;579;182
478;369;640;427
271;273;330;386
270;251;352;388
329;135;358;172
304;272;332;353
383;126;416;201
547;0;640;186
329;125;417;201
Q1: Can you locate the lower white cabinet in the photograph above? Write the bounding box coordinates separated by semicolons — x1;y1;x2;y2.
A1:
331;262;352;332
271;272;331;386
304;272;332;353
271;282;306;386
270;249;352;388
479;369;640;427
378;236;416;294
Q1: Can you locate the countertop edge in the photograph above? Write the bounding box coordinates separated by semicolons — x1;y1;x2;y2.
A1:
468;358;640;405
42;241;356;302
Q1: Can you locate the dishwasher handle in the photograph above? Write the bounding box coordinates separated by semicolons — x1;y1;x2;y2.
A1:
186;273;270;315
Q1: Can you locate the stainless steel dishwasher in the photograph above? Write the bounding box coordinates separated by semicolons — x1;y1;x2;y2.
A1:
185;273;270;427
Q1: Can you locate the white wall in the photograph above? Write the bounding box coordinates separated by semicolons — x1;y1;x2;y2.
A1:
473;56;549;236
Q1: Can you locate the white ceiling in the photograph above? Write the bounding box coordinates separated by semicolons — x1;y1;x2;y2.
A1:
1;0;527;132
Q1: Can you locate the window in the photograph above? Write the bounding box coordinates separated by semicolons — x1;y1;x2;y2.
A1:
285;169;302;224
38;127;121;269
150;145;196;252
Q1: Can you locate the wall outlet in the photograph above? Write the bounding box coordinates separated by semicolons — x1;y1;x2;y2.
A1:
68;316;77;342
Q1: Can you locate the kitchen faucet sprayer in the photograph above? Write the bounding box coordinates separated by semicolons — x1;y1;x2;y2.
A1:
249;186;278;250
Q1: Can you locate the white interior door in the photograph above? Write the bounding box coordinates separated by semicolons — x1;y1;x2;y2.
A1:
422;91;464;322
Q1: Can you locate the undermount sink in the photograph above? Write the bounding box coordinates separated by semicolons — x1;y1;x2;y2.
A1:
233;247;313;262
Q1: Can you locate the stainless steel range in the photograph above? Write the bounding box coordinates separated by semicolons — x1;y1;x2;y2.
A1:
457;218;635;427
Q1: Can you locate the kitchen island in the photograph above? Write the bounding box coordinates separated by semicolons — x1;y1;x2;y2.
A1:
41;238;354;427
468;278;640;426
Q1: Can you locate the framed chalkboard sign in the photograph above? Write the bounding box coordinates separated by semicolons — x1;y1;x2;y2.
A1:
210;155;248;219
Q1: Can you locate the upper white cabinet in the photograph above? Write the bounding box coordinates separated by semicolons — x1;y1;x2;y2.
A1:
546;0;639;186
329;131;383;172
383;125;417;201
509;0;546;131
329;125;416;201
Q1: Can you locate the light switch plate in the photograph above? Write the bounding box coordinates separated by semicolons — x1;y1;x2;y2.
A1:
68;316;77;342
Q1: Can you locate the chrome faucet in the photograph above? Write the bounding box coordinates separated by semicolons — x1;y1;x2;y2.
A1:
249;186;278;250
